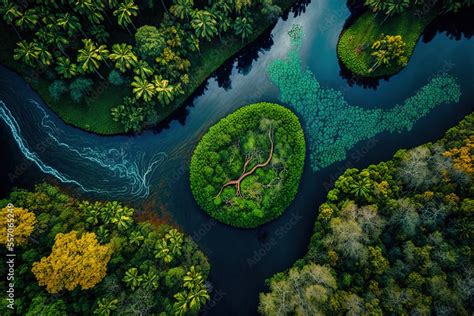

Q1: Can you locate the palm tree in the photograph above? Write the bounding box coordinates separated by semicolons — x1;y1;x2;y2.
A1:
77;39;105;79
94;297;118;316
109;43;138;73
155;239;173;263
110;210;133;230
186;35;200;55
385;0;410;17
1;1;21;38
153;76;175;105
188;286;210;312
95;226;110;243
141;271;159;290
57;13;83;37
56;36;71;57
35;27;54;45
173;292;190;316
129;230;144;246
191;10;218;41
84;205;100;225
15;9;38;30
96;43;111;68
170;0;194;20
55;57;79;78
212;0;233;16
234;16;254;44
166;228;183;255
131;76;155;102
36;43;53;67
113;0;139;32
74;0;105;24
365;0;387;14
349;178;373;202
107;0;120;9
13;40;40;66
123;268;142;290
99;201;118;225
133;60;153;78
216;14;232;41
89;24;110;44
235;0;252;13
183;266;204;290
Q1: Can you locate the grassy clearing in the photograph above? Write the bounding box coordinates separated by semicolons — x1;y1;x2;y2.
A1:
0;0;296;135
337;9;436;77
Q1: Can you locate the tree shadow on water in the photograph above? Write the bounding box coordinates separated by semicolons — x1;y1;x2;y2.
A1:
422;6;474;42
338;59;385;90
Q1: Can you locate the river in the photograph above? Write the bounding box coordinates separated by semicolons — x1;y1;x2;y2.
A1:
0;0;473;314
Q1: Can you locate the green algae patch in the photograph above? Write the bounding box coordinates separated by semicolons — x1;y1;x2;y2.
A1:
268;24;461;171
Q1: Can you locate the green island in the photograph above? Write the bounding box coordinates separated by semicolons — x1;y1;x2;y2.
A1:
337;0;472;77
0;183;210;315
259;113;474;314
0;0;295;134
190;102;306;228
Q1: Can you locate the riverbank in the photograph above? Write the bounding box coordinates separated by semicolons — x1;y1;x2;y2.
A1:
0;0;298;135
337;8;436;78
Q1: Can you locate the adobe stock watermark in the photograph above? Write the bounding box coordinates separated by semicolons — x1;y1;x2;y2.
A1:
247;212;302;268
5;203;16;310
191;218;218;244
8;136;55;184
200;288;227;315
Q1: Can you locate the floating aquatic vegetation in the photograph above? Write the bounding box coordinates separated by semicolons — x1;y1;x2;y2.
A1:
267;24;461;171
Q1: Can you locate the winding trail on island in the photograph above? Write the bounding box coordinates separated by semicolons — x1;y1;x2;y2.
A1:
216;127;274;198
1;0;473;315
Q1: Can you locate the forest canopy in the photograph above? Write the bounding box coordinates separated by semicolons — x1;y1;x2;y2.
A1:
0;0;285;133
190;102;306;228
0;183;211;315
259;113;474;315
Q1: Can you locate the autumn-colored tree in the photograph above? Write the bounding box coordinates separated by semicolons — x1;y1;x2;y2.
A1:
32;231;111;294
369;34;408;73
0;206;36;246
443;135;474;174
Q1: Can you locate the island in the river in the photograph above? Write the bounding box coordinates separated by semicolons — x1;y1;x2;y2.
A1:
337;0;472;77
190;102;306;228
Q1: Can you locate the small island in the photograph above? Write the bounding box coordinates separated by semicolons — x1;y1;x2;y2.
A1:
337;1;471;77
190;102;305;228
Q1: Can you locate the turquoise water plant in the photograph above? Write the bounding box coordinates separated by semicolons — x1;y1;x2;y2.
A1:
267;25;461;171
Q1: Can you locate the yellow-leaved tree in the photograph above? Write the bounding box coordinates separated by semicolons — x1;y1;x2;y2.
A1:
32;231;111;294
443;135;474;174
0;206;36;246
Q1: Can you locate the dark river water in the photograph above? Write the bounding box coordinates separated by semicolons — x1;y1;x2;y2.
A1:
1;0;473;314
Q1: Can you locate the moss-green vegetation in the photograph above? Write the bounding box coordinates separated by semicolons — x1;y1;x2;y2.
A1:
268;24;461;171
337;9;435;77
259;113;474;315
0;183;210;315
190;102;306;228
